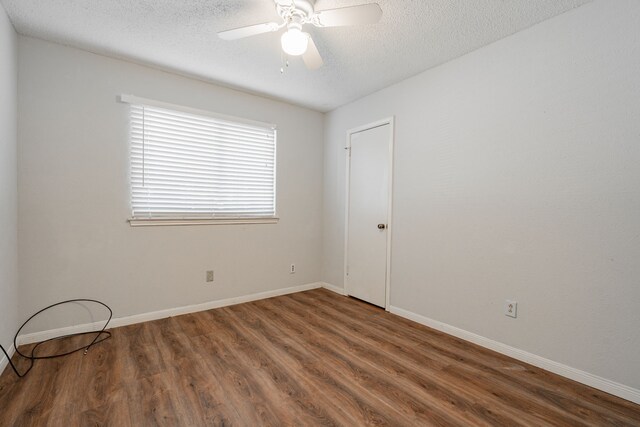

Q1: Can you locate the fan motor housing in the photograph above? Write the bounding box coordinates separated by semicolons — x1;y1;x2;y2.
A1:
275;0;315;20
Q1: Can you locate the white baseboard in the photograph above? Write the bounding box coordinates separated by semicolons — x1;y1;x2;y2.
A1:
0;343;16;376
389;306;640;405
320;282;347;296
14;284;637;405
18;282;322;346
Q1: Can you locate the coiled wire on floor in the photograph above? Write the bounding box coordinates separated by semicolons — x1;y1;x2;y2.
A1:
0;299;112;378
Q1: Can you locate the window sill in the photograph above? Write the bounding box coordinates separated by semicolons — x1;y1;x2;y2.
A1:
128;217;279;227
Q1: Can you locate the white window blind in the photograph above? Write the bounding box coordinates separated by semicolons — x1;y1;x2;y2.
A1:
129;102;276;220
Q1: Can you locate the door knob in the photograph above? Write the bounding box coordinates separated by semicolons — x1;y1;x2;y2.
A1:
377;224;386;230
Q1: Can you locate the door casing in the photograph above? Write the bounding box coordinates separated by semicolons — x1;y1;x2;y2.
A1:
343;117;395;310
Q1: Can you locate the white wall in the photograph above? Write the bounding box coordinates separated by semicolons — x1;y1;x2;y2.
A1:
0;3;19;361
323;0;640;391
18;36;324;332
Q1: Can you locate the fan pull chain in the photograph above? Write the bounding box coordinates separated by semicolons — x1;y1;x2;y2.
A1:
280;51;290;74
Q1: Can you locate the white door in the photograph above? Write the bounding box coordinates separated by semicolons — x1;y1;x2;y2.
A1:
346;122;392;308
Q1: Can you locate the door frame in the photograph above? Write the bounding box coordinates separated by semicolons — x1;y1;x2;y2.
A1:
343;117;395;311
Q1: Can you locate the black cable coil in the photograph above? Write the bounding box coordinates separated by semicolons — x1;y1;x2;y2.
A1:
0;299;112;378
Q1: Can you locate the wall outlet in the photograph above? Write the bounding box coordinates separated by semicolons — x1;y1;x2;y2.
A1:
206;270;214;282
290;264;296;274
504;300;517;318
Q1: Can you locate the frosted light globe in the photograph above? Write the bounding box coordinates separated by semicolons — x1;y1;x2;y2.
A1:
281;28;309;56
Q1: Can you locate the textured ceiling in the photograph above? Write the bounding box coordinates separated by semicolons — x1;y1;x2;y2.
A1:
1;0;592;111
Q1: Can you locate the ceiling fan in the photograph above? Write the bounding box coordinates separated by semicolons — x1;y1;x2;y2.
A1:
218;0;383;70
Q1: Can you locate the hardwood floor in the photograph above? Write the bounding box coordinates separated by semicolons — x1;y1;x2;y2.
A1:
1;288;639;426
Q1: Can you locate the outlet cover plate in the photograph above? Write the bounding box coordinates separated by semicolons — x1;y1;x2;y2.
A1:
505;300;517;318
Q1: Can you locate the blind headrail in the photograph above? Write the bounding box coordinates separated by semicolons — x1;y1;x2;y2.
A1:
118;94;276;130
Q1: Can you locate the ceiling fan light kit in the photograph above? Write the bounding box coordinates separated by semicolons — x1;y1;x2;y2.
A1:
218;0;382;70
281;23;309;56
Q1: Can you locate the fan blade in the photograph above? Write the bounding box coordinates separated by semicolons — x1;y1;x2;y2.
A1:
303;36;323;70
314;3;382;27
218;22;279;40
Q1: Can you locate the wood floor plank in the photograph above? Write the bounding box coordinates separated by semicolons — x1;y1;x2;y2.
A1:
0;288;639;426
165;354;242;426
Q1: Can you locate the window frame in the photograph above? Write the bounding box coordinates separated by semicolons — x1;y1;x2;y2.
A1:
120;94;279;226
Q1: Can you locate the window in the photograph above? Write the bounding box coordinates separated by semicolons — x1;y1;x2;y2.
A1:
122;95;277;225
